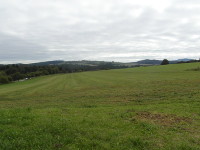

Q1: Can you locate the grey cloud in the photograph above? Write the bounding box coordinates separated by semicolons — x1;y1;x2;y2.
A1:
0;0;200;63
0;32;49;63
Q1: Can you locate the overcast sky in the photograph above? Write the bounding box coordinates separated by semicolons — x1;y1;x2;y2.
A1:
0;0;200;63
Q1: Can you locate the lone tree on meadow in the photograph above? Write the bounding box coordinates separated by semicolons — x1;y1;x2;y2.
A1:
161;59;169;65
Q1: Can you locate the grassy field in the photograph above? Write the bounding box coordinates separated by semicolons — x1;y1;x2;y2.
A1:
0;63;200;150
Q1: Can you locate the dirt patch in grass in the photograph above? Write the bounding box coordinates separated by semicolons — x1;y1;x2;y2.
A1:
187;66;200;71
135;112;192;127
54;143;63;149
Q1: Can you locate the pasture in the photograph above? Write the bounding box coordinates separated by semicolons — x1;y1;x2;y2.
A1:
0;63;200;150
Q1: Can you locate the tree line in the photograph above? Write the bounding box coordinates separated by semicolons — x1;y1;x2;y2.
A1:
0;63;128;84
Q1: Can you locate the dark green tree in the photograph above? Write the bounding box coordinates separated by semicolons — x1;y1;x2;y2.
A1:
161;59;169;65
0;72;11;84
11;72;25;81
0;76;9;84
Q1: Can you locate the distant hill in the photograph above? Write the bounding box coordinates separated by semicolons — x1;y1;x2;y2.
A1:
176;58;194;62
135;58;195;65
169;58;194;64
1;58;196;66
136;59;162;65
30;60;65;66
26;59;198;66
64;60;111;66
30;60;137;67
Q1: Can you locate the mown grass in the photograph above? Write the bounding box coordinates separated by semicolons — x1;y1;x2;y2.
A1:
0;63;200;150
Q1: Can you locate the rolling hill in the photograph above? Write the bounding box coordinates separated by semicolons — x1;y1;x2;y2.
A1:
0;63;200;150
28;58;195;66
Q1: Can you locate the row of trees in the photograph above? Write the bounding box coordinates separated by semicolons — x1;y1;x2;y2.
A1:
0;63;128;84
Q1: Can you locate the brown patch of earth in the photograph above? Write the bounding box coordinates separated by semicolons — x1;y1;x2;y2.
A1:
135;112;192;127
54;143;63;149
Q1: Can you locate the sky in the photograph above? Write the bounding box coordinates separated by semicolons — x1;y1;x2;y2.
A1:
0;0;200;64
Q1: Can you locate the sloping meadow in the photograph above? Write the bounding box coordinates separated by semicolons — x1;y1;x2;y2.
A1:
0;63;200;150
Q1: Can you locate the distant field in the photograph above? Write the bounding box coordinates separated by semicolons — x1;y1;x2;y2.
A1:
0;63;200;150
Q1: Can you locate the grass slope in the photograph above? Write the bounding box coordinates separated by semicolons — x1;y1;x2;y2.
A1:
0;63;200;150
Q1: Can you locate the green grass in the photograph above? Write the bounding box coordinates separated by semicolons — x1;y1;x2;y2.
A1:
0;63;200;150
